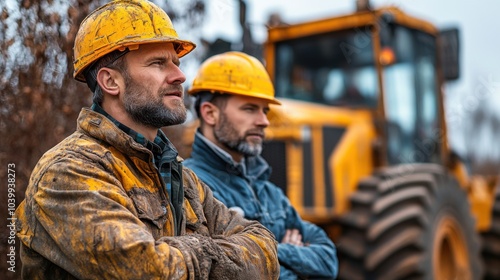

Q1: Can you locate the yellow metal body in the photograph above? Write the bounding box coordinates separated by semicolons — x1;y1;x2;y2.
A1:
265;100;376;223
188;51;281;105
73;0;195;82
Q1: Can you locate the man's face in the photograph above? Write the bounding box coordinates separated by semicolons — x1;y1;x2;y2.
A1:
121;43;187;128
213;95;271;157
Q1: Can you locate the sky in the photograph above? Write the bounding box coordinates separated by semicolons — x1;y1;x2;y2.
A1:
197;0;500;158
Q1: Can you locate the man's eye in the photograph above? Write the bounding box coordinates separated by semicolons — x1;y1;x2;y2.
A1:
150;60;165;66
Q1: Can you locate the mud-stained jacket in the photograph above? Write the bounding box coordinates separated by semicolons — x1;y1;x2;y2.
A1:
184;132;338;280
15;108;279;280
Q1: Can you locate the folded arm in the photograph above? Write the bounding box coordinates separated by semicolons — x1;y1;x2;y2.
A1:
17;159;278;279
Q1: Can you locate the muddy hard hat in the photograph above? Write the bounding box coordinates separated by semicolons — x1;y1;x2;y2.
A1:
73;0;196;83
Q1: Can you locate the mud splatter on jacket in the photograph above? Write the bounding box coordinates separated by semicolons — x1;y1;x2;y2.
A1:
15;108;279;280
184;132;338;279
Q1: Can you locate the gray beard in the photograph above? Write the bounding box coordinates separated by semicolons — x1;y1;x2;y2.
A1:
125;98;187;128
122;75;187;128
214;113;262;157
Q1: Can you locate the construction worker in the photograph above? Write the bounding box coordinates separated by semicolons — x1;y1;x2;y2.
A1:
184;51;339;279
14;1;279;279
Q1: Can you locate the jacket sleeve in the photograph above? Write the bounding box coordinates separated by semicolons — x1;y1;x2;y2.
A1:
168;168;279;279
17;159;193;279
278;198;339;279
279;265;299;280
16;158;279;280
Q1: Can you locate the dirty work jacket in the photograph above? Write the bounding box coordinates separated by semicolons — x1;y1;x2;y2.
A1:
15;108;279;280
184;131;338;280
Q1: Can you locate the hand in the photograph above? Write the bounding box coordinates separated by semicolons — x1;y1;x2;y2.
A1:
281;229;303;246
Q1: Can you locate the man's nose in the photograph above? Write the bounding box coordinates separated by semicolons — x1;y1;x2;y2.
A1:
168;64;186;85
256;111;270;127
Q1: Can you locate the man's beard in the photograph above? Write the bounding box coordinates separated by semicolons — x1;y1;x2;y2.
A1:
123;76;187;128
214;111;263;157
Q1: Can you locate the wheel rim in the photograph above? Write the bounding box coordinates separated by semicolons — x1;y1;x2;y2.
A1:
433;215;471;280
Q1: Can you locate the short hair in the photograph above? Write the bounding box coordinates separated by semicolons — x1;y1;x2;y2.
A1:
83;50;129;105
194;91;230;124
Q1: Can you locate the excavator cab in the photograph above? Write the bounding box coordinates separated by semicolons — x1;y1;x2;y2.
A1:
272;27;378;108
379;20;458;166
265;7;459;168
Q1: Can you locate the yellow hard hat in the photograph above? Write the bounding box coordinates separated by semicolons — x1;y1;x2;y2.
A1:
188;52;281;105
73;0;196;82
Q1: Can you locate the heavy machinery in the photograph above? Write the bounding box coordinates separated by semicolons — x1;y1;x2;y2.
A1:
170;2;500;279
258;4;500;280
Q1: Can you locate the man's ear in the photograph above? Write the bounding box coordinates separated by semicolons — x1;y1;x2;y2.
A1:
96;67;124;96
200;102;219;126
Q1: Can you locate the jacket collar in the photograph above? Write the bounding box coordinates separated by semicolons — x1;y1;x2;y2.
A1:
77;108;155;161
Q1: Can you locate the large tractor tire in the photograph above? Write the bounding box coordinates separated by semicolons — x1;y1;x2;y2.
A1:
337;164;482;280
481;183;500;279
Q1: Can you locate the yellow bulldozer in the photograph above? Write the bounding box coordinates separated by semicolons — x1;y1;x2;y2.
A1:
258;4;499;280
172;2;500;279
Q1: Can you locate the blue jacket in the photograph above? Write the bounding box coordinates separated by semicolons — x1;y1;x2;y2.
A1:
184;131;338;279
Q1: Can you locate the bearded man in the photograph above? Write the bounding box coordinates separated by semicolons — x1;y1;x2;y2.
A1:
14;1;279;279
185;51;338;279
